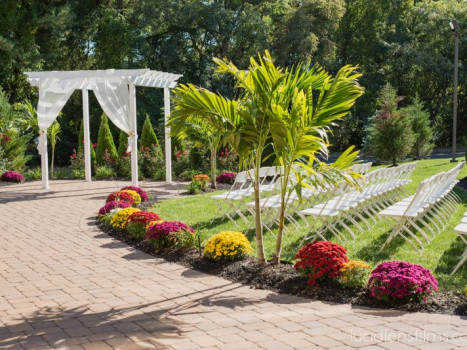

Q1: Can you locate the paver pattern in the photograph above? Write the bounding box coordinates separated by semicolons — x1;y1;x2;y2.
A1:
1;180;467;350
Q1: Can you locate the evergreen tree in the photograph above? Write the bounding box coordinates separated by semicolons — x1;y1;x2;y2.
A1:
95;114;117;165
365;84;414;166
401;97;434;160
140;114;163;157
117;129;128;157
140;115;158;146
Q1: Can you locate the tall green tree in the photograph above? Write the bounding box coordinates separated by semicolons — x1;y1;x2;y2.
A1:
401;97;434;159
96;114;118;165
140;115;162;155
365;84;414;166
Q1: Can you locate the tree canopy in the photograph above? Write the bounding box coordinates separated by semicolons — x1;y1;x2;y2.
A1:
0;0;465;165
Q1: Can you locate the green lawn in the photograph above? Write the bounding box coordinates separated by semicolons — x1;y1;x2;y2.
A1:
151;158;467;292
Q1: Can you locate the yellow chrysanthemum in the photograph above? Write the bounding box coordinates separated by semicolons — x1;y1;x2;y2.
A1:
110;207;140;229
121;190;142;205
204;231;252;262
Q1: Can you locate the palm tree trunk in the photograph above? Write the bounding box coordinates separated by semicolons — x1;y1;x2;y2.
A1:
254;153;266;264
210;145;217;189
51;144;55;176
273;174;288;265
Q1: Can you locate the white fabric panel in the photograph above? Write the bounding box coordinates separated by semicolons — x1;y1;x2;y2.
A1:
90;79;135;152
36;78;81;154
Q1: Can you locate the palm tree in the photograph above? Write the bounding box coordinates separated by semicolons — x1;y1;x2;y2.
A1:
48;121;61;176
169;51;364;264
268;64;365;264
169;53;282;264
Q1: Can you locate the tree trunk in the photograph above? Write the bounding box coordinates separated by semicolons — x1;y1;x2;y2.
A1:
51;145;55;176
254;153;266;264
273;172;288;265
210;145;217;189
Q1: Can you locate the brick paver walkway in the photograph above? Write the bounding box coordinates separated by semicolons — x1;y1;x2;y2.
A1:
1;180;467;350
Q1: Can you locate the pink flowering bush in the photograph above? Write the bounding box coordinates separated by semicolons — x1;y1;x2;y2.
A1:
216;172;237;184
368;261;438;303
98;200;131;215
145;221;196;248
1;171;24;183
120;186;149;202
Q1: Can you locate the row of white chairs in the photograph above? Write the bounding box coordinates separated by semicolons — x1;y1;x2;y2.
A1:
298;162;417;244
210;166;280;225
379;162;464;253
243;162;374;234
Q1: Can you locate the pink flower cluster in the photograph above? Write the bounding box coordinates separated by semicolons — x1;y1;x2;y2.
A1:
368;261;438;303
0;133;10;142
145;221;194;240
98;200;131;215
1;171;24;183
120;186;148;201
216;172;237;184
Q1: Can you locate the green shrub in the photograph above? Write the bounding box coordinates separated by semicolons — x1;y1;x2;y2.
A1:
95;165;116;179
139;145;165;179
52;167;71;179
114;154;131;178
24;167;42;180
96;114;117;165
71;168;85;179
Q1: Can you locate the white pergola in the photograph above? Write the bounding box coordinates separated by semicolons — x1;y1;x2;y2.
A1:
25;69;182;190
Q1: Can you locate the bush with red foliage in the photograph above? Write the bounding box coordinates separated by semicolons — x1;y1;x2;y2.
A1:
294;241;349;286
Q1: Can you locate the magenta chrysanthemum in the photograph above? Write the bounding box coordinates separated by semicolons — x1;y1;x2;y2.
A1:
98;200;131;215
368;261;438;303
1;171;24;183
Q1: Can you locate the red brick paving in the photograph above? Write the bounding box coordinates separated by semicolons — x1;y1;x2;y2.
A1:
1;180;467;349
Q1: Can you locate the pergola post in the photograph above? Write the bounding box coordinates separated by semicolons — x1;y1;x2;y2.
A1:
41;131;49;190
82;89;92;182
164;88;172;183
129;82;138;187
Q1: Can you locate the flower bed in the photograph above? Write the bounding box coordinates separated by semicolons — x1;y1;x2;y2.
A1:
1;171;24;183
94;186;466;315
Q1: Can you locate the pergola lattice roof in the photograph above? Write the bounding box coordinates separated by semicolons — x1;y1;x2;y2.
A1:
26;69;182;89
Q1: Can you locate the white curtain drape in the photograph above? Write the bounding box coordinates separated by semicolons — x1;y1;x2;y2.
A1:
90;79;135;152
36;78;81;154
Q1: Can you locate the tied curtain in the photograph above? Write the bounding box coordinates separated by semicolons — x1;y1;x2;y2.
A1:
89;79;135;152
36;77;135;155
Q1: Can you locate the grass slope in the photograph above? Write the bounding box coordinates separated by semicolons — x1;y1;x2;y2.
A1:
151;158;467;292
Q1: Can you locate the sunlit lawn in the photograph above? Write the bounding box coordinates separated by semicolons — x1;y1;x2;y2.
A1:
151;158;467;292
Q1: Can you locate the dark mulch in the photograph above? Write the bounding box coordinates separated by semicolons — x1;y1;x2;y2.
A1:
98;220;467;316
